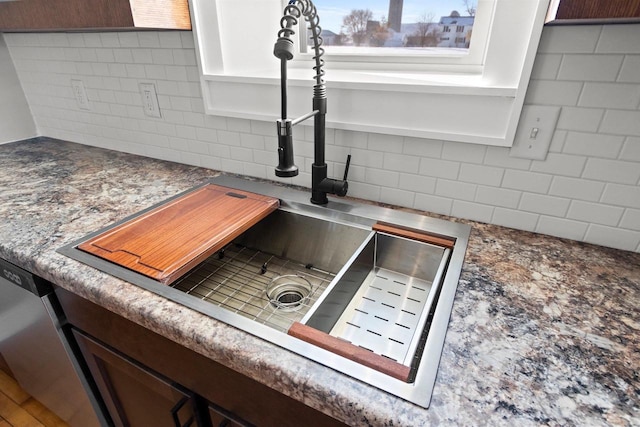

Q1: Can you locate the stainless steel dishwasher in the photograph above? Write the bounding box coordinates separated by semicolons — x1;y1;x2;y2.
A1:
0;257;103;427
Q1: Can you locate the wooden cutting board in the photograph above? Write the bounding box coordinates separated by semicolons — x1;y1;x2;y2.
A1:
78;184;279;284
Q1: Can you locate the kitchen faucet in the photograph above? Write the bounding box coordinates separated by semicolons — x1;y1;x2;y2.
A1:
273;0;350;205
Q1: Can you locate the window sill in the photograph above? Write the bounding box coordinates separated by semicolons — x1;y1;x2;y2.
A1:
200;70;519;146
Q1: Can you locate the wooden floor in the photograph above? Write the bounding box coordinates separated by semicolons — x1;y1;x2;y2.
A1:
0;369;69;427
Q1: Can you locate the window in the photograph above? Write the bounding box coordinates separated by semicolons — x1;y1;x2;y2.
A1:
456;25;465;32
189;0;550;146
443;25;451;32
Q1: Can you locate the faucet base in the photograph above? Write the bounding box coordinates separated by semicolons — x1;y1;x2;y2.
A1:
311;164;349;205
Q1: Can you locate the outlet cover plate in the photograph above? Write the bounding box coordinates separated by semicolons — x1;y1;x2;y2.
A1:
71;79;90;110
139;83;161;118
510;105;561;160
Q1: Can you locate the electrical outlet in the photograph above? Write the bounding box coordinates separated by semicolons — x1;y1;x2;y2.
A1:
71;79;90;110
510;105;561;160
139;83;161;118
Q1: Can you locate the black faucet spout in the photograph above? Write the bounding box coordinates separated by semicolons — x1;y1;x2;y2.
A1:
274;0;350;205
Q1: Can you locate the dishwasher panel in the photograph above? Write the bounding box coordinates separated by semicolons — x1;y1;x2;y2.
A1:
0;258;102;427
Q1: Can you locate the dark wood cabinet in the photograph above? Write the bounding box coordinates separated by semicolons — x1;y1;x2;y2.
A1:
547;0;640;24
0;0;190;32
74;329;204;427
55;287;345;427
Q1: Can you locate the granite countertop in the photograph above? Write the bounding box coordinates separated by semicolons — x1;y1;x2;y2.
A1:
1;138;638;426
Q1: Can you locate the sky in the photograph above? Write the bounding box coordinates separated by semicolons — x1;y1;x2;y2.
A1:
313;0;470;33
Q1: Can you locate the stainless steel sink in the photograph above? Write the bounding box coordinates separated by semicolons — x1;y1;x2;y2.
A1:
59;176;471;408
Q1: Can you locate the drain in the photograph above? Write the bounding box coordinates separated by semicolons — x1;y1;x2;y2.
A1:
267;275;312;312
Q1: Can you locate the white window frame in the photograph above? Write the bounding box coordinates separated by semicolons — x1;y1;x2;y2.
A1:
298;0;492;69
189;0;550;146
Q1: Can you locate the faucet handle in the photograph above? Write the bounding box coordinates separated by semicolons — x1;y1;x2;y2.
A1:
343;154;352;182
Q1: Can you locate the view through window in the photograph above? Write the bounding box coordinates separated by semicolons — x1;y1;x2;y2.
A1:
310;0;478;54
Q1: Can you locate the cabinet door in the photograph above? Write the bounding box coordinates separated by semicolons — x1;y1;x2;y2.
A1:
207;401;253;427
73;329;201;427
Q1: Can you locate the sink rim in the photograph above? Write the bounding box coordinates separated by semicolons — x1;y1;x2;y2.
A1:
57;175;471;409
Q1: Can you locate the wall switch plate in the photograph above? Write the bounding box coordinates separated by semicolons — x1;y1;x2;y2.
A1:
510;105;561;160
139;83;161;118
71;79;90;110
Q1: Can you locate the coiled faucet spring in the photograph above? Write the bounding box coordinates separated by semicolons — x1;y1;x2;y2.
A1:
275;0;325;86
273;0;350;204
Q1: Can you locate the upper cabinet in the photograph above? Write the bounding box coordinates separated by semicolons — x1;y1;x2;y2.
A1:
0;0;191;32
547;0;640;24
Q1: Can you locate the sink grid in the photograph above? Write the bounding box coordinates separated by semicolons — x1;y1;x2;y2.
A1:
170;244;334;332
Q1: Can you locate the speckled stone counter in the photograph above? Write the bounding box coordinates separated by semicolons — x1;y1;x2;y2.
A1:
1;138;638;426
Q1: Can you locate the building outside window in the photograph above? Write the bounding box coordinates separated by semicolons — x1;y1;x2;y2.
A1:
312;0;475;50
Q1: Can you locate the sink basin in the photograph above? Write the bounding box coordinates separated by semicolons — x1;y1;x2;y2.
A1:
59;176;471;408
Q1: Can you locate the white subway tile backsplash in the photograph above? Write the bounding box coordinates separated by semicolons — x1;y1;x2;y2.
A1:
152;49;174;65
597;24;640;54
458;163;503;186
414;193;453;216
138;32;161;48
583;158;640;185
475;186;521;209
579;82;640;109
530;53;562;80
601;184;640;209
620;137;640;161
180;32;195;49
349;147;384;168
549;176;605;202
348;181;381;202
492;208;539;232
365;168;399;188
562;131;623;159
567;200;624;226
114;48;134;63
419;158;459;180
118;33;139;48
536;216;588;241
520;193;571;217
158;32;182;49
558;54;623;82
335;130;368;149
620;209;640;231
503;170;552;194
230;146;253;162
441;141;486;164
239;133;265;150
451;200;494;223
403;137;442;158
379;187;415;207
600;110;640;136
485;146;531;170
537;25;601;54
535;216;588;240
435;179;476;202
83;33;103;48
368;133;403;153
556;107;604;133
5;26;640;253
530;153;586;177
383;153;420;174
524;79;583;106
243;162;268;179
618;55;640;83
100;33;121;48
584;225;640;252
96;49;115;63
398;173;436;194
